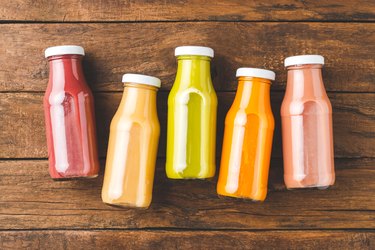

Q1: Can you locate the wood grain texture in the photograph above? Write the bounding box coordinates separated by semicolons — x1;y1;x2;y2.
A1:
1;1;374;249
1;92;374;159
0;230;374;250
1;0;375;22
0;23;374;92
0;158;374;230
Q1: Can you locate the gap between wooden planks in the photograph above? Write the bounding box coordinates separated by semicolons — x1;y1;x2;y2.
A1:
0;0;375;22
0;158;374;230
1;92;374;158
0;23;374;92
0;230;374;249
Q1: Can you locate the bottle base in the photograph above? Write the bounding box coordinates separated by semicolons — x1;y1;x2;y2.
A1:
166;171;215;180
217;193;265;202
103;202;149;210
218;193;266;203
52;174;98;181
166;165;216;180
284;174;335;189
167;176;215;180
286;184;332;190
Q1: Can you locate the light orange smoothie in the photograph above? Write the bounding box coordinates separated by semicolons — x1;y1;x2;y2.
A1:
101;74;160;208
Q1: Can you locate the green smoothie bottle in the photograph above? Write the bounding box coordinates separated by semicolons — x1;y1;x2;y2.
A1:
166;46;217;179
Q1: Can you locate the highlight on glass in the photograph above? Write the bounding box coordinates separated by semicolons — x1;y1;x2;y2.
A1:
166;46;218;179
281;55;335;189
217;68;275;201
43;45;100;180
101;73;161;208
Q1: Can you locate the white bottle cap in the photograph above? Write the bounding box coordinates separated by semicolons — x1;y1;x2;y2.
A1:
122;73;161;88
284;55;324;67
175;46;214;58
236;67;276;81
45;45;85;58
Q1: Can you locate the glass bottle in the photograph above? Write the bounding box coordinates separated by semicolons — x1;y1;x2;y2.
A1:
166;46;217;179
281;55;335;189
217;68;275;201
102;74;161;208
44;45;100;180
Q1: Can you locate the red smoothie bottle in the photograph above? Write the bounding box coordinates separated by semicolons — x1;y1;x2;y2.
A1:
44;45;100;180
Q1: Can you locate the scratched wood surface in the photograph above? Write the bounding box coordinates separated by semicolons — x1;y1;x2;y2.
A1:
0;23;374;92
1;93;374;159
0;1;374;249
0;231;374;249
0;0;375;22
0;158;374;230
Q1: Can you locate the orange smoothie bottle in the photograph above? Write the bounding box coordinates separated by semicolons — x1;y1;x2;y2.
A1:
217;68;275;201
101;74;161;208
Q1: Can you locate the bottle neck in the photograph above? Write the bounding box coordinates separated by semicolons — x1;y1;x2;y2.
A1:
174;55;213;90
48;55;86;89
120;83;158;115
285;64;326;99
234;77;271;111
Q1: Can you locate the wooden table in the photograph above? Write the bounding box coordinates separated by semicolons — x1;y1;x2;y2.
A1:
0;1;374;249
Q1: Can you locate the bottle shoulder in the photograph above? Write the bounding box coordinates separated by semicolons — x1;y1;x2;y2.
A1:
227;101;274;115
112;105;159;122
226;107;275;124
168;86;217;103
46;78;91;92
110;112;160;132
171;77;216;91
44;88;93;106
281;97;332;116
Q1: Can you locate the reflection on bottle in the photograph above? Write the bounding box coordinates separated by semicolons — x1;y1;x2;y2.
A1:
173;88;204;174
225;111;246;194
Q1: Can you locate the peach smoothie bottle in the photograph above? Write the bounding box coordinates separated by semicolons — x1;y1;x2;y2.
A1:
101;74;161;208
217;68;275;201
281;55;335;189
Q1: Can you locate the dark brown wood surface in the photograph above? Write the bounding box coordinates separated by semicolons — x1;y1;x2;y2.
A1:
1;92;374;158
0;23;374;92
0;1;374;249
1;0;375;22
0;231;374;250
0;158;374;230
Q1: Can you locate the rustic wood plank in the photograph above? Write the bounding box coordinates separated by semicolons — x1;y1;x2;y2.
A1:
0;230;374;250
0;23;374;92
0;158;374;230
1;92;374;159
1;0;375;22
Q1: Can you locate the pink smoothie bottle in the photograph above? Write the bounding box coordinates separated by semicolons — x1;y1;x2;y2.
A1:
281;55;335;189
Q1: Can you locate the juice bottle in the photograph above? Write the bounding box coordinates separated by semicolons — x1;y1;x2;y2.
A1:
166;46;217;179
43;45;100;180
217;68;275;201
102;73;161;208
281;55;335;189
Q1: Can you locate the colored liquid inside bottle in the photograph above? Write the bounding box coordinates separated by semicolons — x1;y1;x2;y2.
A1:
217;76;274;201
281;62;335;189
44;53;100;179
166;55;217;179
102;78;160;208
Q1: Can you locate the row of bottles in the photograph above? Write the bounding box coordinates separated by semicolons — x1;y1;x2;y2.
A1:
43;45;335;208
